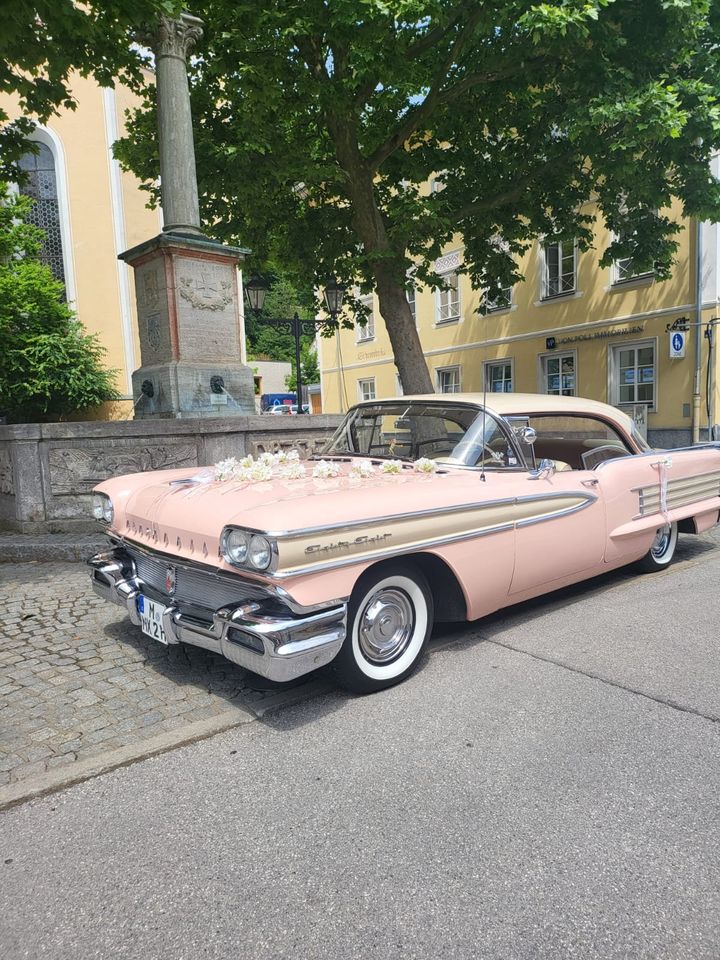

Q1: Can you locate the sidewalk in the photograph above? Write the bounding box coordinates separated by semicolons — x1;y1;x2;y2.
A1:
0;556;328;809
0;532;107;563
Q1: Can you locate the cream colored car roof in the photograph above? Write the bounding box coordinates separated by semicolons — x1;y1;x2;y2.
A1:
360;392;636;436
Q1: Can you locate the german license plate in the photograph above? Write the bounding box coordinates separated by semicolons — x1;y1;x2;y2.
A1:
137;595;168;645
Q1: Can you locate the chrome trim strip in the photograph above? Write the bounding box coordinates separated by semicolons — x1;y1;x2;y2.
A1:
237;491;597;541
597;443;720;471
271;492;597;579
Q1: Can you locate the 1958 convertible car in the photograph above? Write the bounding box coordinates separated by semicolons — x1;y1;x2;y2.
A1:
89;394;720;693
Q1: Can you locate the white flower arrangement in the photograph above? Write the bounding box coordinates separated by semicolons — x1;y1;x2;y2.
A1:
214;458;240;482
380;459;405;475
412;458;437;474
312;460;342;479
278;461;306;480
350;459;375;479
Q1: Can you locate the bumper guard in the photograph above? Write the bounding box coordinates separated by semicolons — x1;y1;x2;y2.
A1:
88;549;346;682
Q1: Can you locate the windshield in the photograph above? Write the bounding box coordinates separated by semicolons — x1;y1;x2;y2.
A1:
322;402;521;468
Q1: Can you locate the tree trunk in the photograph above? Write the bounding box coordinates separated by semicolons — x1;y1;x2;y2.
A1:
329;121;435;396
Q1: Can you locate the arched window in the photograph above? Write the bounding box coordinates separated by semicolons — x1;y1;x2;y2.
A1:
18;143;66;289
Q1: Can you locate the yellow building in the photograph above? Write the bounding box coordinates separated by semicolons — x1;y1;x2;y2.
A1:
319;194;720;448
2;74;163;418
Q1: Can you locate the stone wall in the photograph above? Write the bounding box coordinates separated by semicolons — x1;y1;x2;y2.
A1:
0;415;343;533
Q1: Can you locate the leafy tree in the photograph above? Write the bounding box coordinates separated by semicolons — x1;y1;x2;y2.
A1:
116;0;720;394
285;342;321;392
1;0;180;181
0;187;119;422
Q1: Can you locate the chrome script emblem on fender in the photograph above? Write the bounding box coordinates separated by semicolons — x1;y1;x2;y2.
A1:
165;566;177;596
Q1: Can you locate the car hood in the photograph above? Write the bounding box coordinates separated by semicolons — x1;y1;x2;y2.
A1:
96;462;485;565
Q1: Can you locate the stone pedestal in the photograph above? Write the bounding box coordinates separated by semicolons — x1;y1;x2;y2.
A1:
120;232;256;418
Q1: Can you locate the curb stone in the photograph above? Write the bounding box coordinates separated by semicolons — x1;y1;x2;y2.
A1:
0;677;330;811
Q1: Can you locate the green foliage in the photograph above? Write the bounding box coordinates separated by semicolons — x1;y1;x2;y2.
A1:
116;0;720;392
0;0;181;180
285;343;320;392
0;187;119;422
245;273;319;381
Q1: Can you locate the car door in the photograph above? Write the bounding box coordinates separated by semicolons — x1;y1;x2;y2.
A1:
508;466;606;597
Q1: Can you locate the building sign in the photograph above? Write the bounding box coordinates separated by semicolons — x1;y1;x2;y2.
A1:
669;331;686;359
555;323;645;346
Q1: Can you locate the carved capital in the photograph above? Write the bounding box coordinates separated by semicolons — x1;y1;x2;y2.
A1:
140;12;204;61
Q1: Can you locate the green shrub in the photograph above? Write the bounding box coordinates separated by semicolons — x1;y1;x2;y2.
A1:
0;185;119;422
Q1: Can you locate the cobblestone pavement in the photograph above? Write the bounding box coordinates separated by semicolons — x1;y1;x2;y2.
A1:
0;561;322;796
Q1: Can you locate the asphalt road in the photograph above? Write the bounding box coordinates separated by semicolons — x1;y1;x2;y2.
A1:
2;530;719;960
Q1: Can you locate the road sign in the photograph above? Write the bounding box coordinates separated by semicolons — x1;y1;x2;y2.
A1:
669;331;686;359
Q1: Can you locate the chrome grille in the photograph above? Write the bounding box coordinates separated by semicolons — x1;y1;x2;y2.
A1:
125;545;269;611
637;471;720;517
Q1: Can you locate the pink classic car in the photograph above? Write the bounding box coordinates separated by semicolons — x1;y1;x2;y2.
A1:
89;394;720;693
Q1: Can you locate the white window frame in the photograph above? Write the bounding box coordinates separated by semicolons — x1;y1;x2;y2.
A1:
357;377;376;402
484;358;514;394
541;240;577;299
611;234;655;285
435;272;461;324
356;294;375;342
406;284;416;323
435;365;462;394
484;283;513;313
539;350;577;396
609;339;657;412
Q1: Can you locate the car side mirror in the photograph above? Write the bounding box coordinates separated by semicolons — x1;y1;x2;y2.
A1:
518;426;536;445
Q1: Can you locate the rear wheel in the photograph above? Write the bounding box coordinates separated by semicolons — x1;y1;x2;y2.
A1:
332;563;433;694
636;522;678;573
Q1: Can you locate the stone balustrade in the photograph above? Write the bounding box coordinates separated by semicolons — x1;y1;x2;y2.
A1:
0;415;343;533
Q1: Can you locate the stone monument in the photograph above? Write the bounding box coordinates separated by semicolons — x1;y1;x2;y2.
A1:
120;12;255;418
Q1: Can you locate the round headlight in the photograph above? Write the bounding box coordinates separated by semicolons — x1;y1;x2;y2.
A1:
92;493;113;524
224;529;249;565
248;535;272;570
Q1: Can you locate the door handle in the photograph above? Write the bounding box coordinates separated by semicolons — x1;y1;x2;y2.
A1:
581;478;599;487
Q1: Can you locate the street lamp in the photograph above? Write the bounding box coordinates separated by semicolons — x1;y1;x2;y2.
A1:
244;275;346;413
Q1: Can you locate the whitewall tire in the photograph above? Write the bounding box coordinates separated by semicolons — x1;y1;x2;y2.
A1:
636;522;678;573
332;562;434;694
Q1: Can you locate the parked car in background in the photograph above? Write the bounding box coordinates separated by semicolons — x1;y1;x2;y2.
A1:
89;394;720;693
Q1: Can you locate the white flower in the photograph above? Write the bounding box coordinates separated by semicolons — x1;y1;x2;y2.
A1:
276;449;301;465
214;458;239;482
258;451;277;466
380;459;405;475
279;461;306;480
312;460;342;479
350;459;375;479
413;458;437;474
249;460;274;482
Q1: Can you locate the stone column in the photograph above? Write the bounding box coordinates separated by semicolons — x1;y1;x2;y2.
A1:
153;13;203;235
120;11;256;418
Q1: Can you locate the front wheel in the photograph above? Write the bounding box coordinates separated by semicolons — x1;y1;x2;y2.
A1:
636;521;678;573
332;563;434;694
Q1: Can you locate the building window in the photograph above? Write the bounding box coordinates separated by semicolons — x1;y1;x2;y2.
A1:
612;341;655;409
18;143;66;288
542;241;576;298
358;378;376;402
613;240;655;285
437;273;460;324
436;366;462;394
484;284;513;313
485;360;513;393
542;353;576;396
407;285;416;322
356;294;375;342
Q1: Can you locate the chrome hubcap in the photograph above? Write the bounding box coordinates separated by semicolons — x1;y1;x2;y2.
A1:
651;524;672;558
357;588;414;664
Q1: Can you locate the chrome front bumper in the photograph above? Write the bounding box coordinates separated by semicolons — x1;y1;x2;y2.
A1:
88;548;347;682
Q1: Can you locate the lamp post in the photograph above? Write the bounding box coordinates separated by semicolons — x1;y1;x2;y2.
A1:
244;275;346;413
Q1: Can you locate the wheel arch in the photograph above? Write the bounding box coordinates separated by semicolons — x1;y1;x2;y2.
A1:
356;551;468;622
